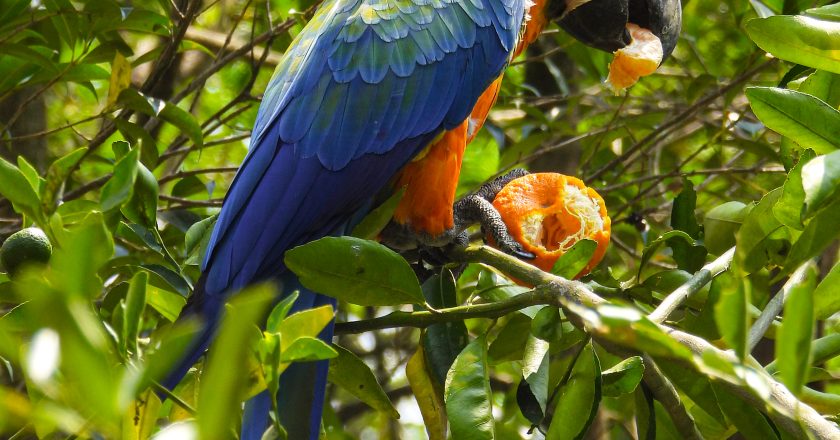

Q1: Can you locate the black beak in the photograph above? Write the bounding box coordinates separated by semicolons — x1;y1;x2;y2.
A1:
550;0;681;61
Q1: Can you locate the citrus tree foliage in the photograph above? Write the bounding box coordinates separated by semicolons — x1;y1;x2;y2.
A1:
1;0;840;439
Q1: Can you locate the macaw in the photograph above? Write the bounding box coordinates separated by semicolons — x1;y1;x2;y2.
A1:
163;0;680;437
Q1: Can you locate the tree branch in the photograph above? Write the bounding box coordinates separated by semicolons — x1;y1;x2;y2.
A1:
335;245;839;439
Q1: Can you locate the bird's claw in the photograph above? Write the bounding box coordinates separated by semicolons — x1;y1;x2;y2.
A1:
453;169;534;261
379;169;533;264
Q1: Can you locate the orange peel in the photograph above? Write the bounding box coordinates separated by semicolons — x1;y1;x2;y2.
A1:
491;173;610;279
607;23;663;93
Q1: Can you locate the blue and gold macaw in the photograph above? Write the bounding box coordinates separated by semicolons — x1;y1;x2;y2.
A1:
164;0;680;437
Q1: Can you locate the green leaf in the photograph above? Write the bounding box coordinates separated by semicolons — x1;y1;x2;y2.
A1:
657;360;726;425
602;356;644;397
159;101;203;149
531;305;563;342
705;202;749;255
171;175;206;199
100;147;139;212
422;269;468;386
570;303;694;360
265;291;299;333
198;284;274;439
800;70;840;108
638;230;697;280
184;215;216;266
285;236;424;306
114;118;158;166
121;163;158;227
521;335;550;414
735;188;787;275
327;345;399;418
551;239;597;279
350;188;405;240
776;264;816;396
17;156;43;195
801;149;840;216
406;347;446;440
784;196;840;272
714;273;749;361
814;261;840;319
117;89;202;147
457;135;501;195
445;335;495;440
51;213;114;299
143;264;190;297
0;156;44;224
773;151;815;230
280;337;337;363
42;147;86;215
488;313;532;364
146;285;185;322
278;305;335;352
745;87;840;154
806;3;840;21
121;271;148;358
745;16;840;74
546;343;601;440
711;383;782;439
144;319;202;383
670;180;702;239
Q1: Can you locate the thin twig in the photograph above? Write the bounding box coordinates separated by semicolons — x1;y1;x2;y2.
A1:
640;354;703;440
648;247;735;323
747;262;813;352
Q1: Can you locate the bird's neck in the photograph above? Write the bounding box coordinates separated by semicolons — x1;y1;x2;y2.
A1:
515;0;550;57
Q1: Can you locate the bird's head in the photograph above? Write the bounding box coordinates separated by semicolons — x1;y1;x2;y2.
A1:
545;0;681;61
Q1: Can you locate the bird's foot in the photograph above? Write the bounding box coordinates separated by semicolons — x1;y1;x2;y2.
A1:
453;169;535;260
380;169;534;265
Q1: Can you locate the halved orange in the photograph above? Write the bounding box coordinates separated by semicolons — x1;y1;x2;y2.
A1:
491;173;610;278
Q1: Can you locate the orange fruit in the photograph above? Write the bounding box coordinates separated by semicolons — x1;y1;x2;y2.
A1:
607;23;663;93
491;173;610;278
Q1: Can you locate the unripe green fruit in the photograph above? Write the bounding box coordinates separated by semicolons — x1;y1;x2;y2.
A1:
0;228;52;275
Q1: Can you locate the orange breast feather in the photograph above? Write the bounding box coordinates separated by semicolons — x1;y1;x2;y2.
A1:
390;9;549;237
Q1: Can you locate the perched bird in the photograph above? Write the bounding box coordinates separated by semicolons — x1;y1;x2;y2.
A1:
164;0;680;437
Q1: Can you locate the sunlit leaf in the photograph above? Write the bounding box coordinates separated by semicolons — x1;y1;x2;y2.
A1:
101;147;140;212
551;239;597;279
705;202;749;255
714;273;749;361
745;87;840;153
746;16;840;74
776;264;816;396
280;336;337;363
422;269;468;386
546;343;601;440
327;344;398;418
801;149;840;216
0;156;45;224
518;335;549;424
121;271;147;358
602;356;644;397
197;284;274;439
351;188;405;240
407;347;446;440
445;335;494;440
814;261;840;319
